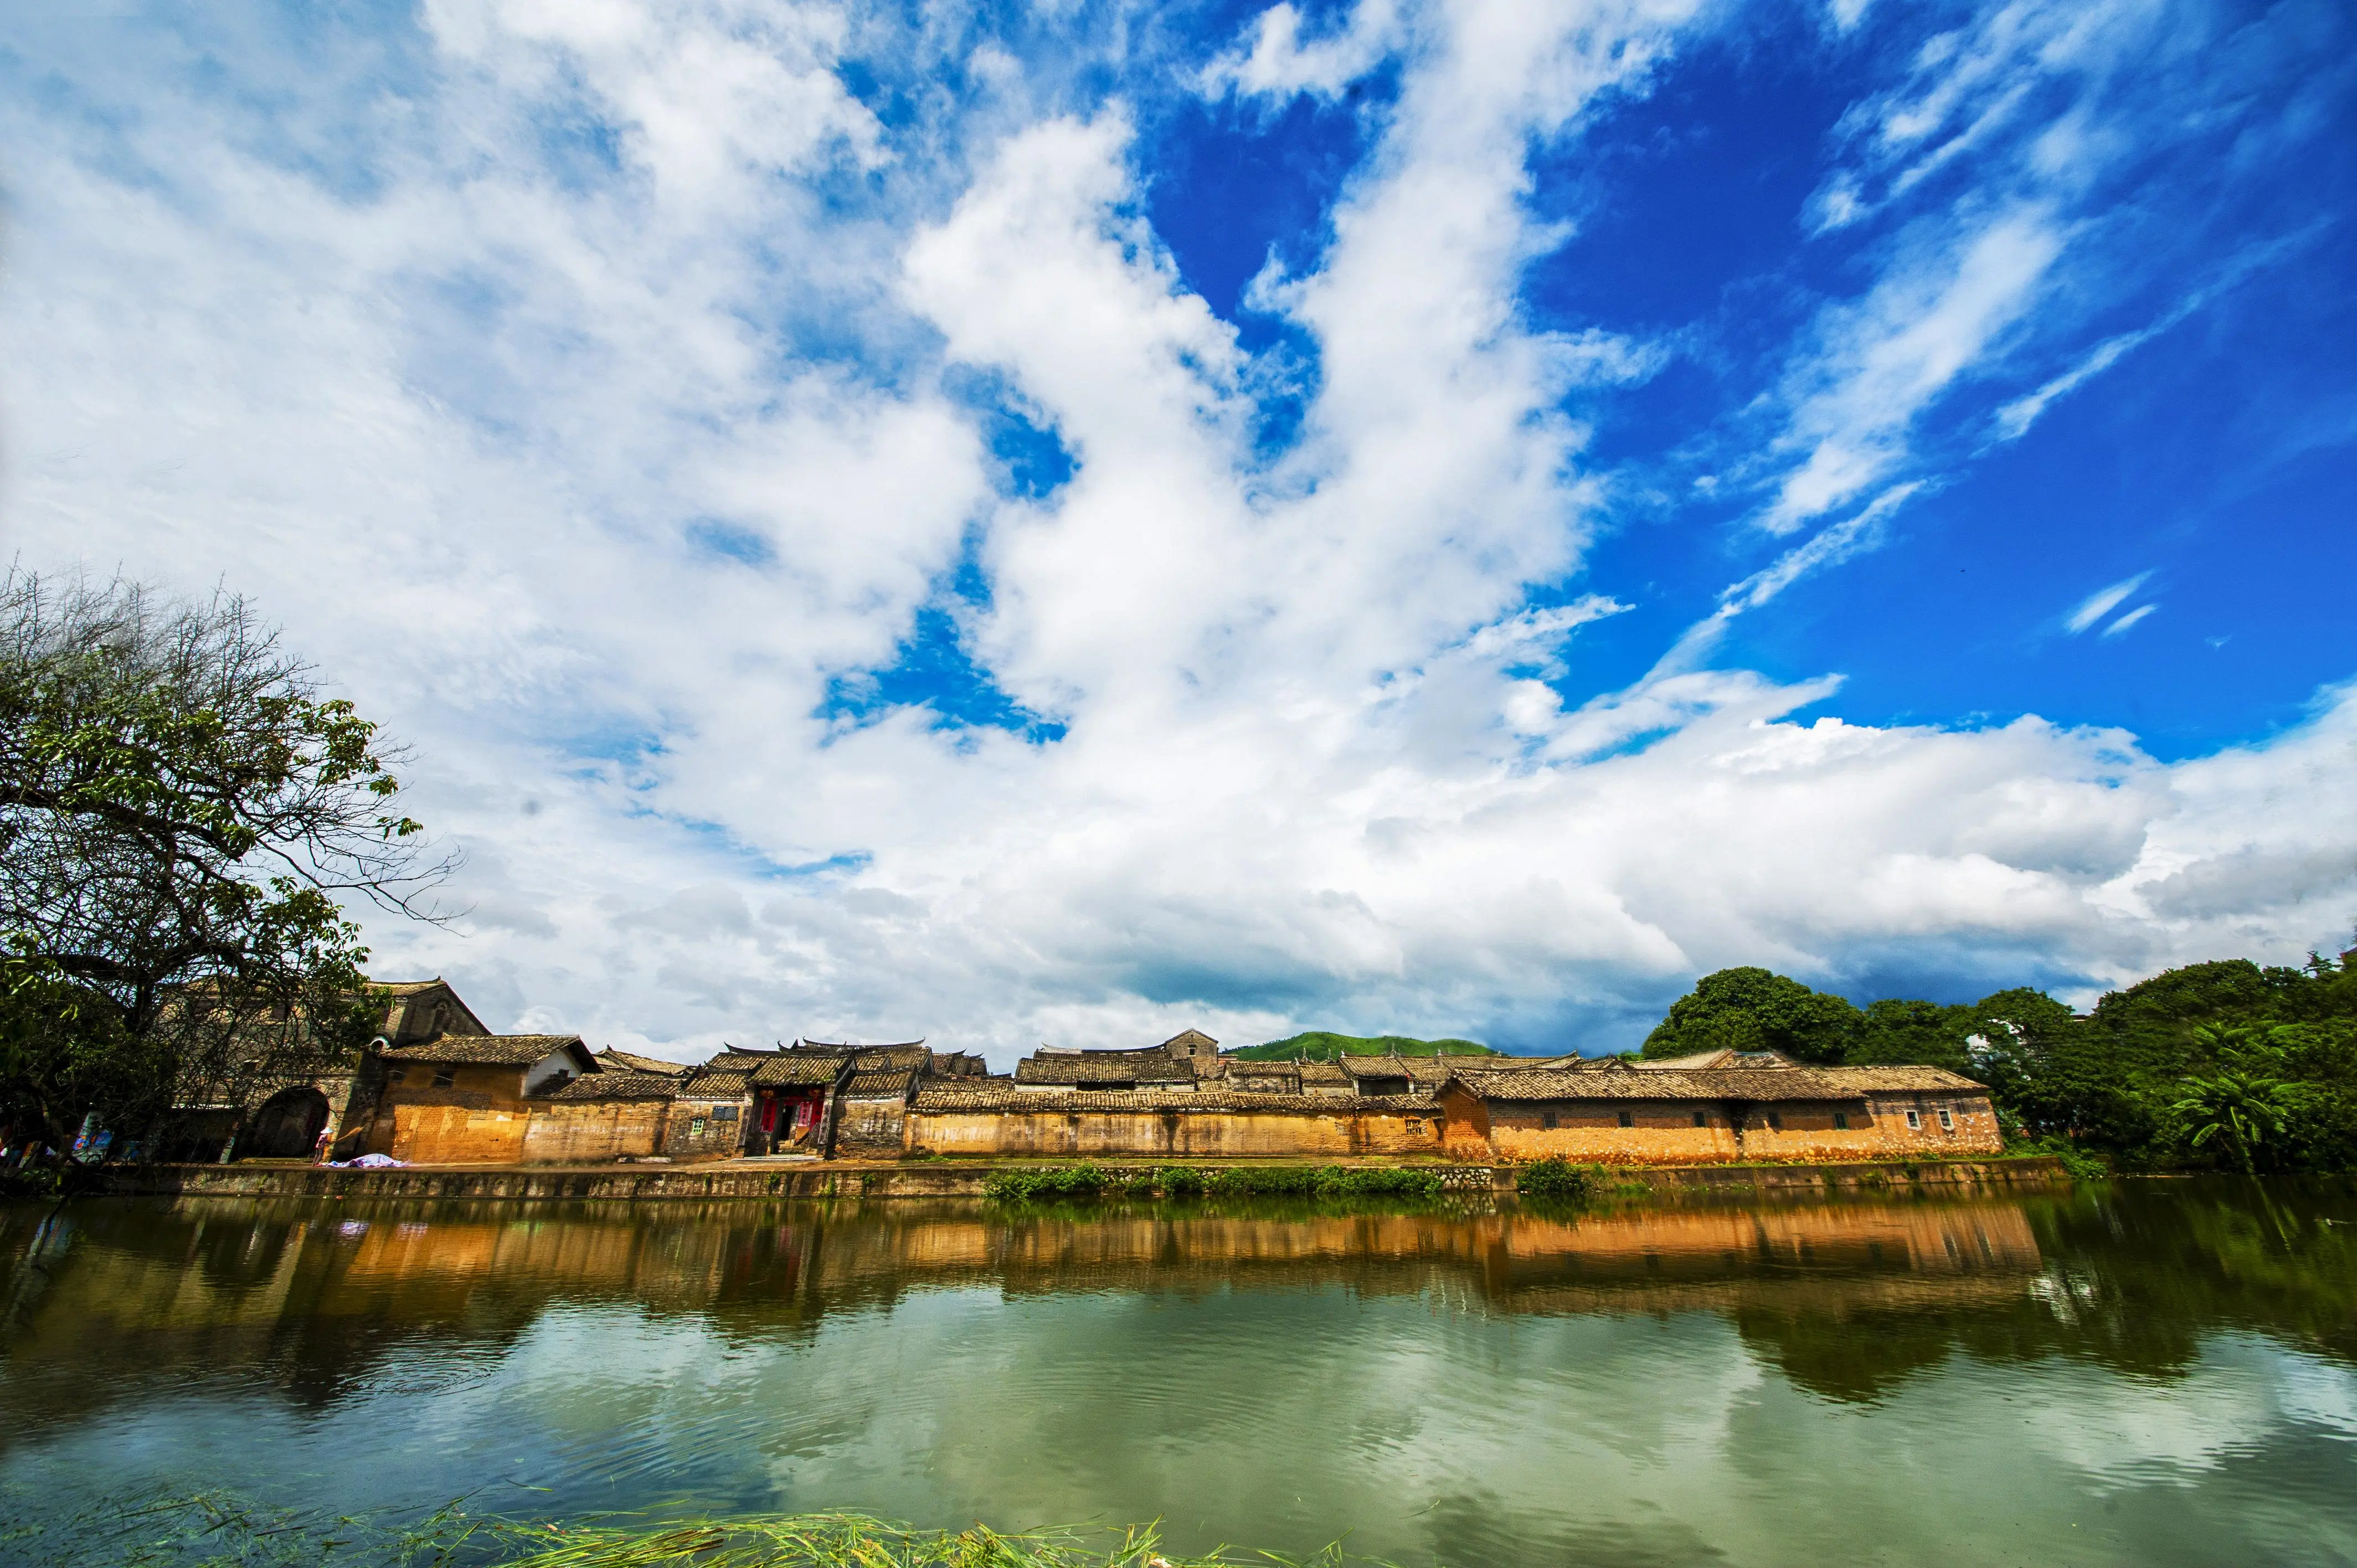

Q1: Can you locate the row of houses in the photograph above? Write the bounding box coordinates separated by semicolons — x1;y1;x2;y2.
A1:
239;979;2003;1168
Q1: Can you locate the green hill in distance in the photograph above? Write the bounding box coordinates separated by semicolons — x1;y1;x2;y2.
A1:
1232;1031;1501;1062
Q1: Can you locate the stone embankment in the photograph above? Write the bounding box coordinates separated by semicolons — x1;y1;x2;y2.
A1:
95;1154;2068;1203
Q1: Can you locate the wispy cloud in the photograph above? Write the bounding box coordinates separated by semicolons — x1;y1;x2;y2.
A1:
2102;603;2159;638
2067;574;2151;635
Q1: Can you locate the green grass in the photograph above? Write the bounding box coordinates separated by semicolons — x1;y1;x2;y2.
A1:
3;1495;1347;1568
1231;1032;1497;1062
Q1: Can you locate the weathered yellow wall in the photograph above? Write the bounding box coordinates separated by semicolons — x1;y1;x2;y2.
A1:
383;1103;529;1164
1457;1093;2003;1165
1483;1107;1747;1165
520;1102;666;1163
906;1107;1445;1159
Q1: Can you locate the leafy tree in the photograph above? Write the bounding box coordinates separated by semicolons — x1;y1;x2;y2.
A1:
2170;1071;2306;1175
1849;998;1976;1072
1969;986;2154;1157
1641;967;1863;1063
0;572;450;1153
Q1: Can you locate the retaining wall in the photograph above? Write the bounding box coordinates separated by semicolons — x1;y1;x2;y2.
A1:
90;1154;2068;1204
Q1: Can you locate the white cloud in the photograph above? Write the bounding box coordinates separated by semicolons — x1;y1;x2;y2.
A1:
3;0;2351;1063
1202;0;1404;102
2066;574;2150;634
1759;206;2062;535
2101;603;2158;638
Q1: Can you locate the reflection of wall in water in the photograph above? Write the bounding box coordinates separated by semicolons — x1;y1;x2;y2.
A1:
0;1195;2050;1433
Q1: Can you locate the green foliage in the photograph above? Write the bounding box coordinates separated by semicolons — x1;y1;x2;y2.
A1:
982;1164;1109;1201
0;574;447;1152
2171;1070;2307;1175
1234;1031;1496;1061
1849;998;1976;1071
2005;1134;2111;1182
1513;1157;1598;1203
1641;967;1862;1063
1197;1164;1444;1199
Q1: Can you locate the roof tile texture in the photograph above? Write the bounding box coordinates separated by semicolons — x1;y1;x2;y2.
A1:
1453;1064;1987;1103
382;1034;585;1066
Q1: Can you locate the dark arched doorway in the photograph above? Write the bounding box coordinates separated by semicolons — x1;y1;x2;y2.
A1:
247;1087;331;1159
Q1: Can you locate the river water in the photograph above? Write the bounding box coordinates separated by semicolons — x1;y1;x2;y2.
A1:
1;1180;2353;1566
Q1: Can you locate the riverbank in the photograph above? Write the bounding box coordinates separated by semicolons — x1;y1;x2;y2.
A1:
85;1152;2067;1203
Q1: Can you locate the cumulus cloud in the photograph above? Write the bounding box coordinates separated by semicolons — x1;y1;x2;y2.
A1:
4;0;2351;1062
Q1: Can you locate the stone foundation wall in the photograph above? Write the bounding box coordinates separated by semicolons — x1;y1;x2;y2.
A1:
906;1107;1445;1159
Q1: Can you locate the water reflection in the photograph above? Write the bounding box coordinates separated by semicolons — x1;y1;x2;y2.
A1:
5;1185;2351;1409
1;1183;2352;1568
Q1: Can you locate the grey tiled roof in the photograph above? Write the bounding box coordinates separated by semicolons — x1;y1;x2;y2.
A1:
910;1085;1443;1115
1016;1050;1196;1086
750;1052;851;1088
1448;1064;1987;1103
382;1034;586;1066
537;1070;681;1102
596;1048;692;1076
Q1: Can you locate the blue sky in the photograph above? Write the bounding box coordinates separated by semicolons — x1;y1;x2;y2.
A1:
4;0;2354;1056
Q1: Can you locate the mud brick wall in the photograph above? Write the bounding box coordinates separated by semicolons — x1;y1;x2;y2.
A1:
374;1064;533;1163
833;1096;913;1157
905;1107;1446;1159
660;1098;752;1160
520;1101;667;1163
1448;1092;2002;1165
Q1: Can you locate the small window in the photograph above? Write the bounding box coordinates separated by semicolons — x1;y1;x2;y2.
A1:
1541;1111;1559;1130
1833;1112;1849;1131
386;1067;406;1086
1766;1112;1782;1131
1938;1107;1955;1132
689;1118;707;1136
714;1105;739;1122
1905;1108;1921;1129
1406;1117;1426;1135
1616;1110;1634;1129
1692;1111;1707;1128
431;1068;456;1089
